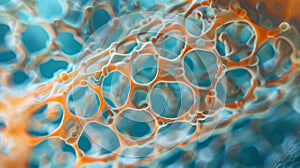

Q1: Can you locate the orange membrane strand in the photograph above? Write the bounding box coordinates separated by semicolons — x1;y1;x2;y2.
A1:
0;0;300;167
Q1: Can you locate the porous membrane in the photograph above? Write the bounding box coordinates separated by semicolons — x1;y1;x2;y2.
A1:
0;0;300;167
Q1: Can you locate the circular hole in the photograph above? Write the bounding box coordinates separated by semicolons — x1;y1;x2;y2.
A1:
155;31;185;60
150;82;194;118
184;49;218;88
131;89;149;108
27;103;63;136
215;21;255;61
115;109;155;140
78;122;120;156
21;25;50;53
185;6;215;36
185;14;203;36
102;71;130;108
68;85;100;118
132;54;158;84
28;138;76;168
218;68;252;103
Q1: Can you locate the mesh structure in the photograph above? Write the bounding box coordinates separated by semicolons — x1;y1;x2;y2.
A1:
0;0;300;167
